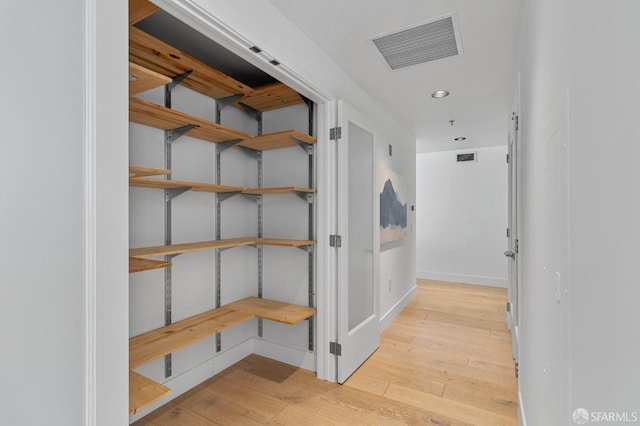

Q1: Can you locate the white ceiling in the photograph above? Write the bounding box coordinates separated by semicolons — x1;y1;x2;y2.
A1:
267;0;523;153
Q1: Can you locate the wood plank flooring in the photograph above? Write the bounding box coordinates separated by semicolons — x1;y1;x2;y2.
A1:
133;279;518;425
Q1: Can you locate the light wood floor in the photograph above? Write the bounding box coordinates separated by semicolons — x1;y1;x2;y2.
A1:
133;279;518;425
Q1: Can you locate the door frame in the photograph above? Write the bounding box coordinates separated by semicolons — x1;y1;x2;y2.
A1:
506;73;522;361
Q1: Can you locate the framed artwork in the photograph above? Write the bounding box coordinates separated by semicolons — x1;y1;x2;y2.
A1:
379;167;408;244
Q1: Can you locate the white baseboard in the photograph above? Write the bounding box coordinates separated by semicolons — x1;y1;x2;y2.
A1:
380;284;418;330
417;270;508;288
252;338;316;371
128;339;253;424
519;390;527;426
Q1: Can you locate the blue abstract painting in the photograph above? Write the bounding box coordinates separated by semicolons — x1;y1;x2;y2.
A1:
380;168;408;244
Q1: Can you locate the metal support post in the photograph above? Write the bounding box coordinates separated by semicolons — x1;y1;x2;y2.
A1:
162;80;184;377
238;104;265;338
256;141;264;338
212;100;243;352
214;102;223;352
307;100;315;351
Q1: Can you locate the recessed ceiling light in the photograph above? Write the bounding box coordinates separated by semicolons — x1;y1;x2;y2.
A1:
454;137;466;141
431;90;450;98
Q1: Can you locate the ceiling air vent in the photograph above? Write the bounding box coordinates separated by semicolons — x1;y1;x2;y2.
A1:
456;152;477;163
371;13;463;70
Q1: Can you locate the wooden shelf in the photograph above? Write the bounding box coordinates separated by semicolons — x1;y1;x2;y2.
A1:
130;257;171;273
129;27;304;111
129;0;159;26
129;62;171;96
129;298;316;369
130;307;252;369
129;370;170;415
130;177;243;193
130;237;315;259
130;97;251;143
242;187;315;195
254;237;316;247
130;26;252;100
130;238;255;258
237;130;316;151
236;82;304;112
227;297;316;325
129;165;170;178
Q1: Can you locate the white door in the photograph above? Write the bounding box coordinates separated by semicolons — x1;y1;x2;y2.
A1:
335;101;379;383
506;106;520;362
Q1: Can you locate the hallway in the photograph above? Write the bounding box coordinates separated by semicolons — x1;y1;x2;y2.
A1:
133;279;518;425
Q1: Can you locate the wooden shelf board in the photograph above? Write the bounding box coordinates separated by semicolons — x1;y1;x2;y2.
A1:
228;297;316;325
129;238;256;258
235;82;304;112
129;370;170;415
130;27;252;100
130;97;251;143
130;237;314;258
255;237;316;247
130;28;304;110
130;257;171;273
129;165;171;178
129;0;159;26
130;177;243;193
242;187;315;195
129;62;171;96
237;130;316;151
130;298;315;369
130;307;254;368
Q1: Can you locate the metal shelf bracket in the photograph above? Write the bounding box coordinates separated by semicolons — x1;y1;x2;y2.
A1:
167;70;194;91
291;137;314;154
166;124;196;144
294;191;314;204
217;94;244;110
217;138;243;154
237;102;263;123
217;192;238;203
165;187;191;201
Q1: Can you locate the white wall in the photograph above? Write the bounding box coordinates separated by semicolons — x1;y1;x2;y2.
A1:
416;147;508;287
0;0;129;425
378;138;418;329
516;0;640;424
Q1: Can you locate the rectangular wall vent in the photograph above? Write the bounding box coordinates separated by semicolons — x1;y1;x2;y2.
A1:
371;13;463;70
456;152;477;162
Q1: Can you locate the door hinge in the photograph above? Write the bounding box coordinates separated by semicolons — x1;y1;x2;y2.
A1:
330;127;342;141
515;361;519;378
506;228;510;238
329;342;342;356
506;153;510;164
515;115;519;131
506;302;511;312
515;239;519;254
329;235;342;248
